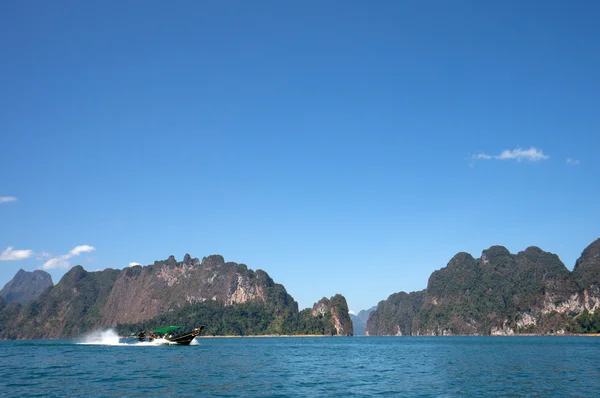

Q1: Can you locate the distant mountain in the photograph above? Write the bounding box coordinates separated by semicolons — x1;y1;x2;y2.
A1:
0;269;53;305
366;238;600;336
0;254;352;339
350;306;376;335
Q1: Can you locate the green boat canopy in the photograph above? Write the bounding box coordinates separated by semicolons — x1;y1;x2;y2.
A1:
152;326;183;334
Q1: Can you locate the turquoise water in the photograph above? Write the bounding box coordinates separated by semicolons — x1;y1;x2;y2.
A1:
1;336;600;397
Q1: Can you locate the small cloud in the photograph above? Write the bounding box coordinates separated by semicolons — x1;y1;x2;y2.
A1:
69;245;96;256
128;262;141;267
0;246;33;261
0;196;17;204
473;147;549;163
41;244;96;270
566;158;580;166
348;309;356;315
41;256;71;270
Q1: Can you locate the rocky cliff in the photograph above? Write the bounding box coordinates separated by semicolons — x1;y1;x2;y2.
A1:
0;269;53;305
366;238;600;336
311;294;353;336
572;238;600;290
366;292;424;336
101;254;287;326
0;254;351;339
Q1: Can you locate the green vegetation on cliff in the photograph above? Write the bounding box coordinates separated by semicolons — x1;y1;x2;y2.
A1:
367;238;600;336
572;238;600;289
311;294;354;335
417;246;577;335
366;291;424;335
0;266;121;339
118;300;340;336
569;309;600;334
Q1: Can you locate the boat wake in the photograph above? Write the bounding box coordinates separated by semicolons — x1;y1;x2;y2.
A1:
78;329;123;345
77;329;197;346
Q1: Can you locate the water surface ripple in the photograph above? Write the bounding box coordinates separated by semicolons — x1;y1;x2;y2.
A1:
1;337;599;397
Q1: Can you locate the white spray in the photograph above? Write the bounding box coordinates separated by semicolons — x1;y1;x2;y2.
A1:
77;329;199;346
78;329;122;345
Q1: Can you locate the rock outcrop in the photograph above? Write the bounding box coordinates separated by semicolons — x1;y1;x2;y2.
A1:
312;294;353;336
366;238;600;336
366;291;424;336
101;254;277;325
0;269;53;305
573;238;600;290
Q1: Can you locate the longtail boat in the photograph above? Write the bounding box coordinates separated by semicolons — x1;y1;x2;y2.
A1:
137;325;203;345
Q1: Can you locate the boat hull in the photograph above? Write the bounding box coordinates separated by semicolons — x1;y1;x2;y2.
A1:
137;327;203;345
165;331;198;345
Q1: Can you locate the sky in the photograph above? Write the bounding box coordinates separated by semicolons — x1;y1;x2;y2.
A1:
1;1;599;313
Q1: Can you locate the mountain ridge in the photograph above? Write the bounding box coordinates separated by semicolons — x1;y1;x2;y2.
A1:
366;238;600;336
0;254;353;339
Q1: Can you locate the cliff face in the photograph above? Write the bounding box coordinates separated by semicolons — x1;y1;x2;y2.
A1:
366;291;424;336
0;269;53;305
573;238;600;290
312;294;353;336
101;255;276;326
0;254;353;339
366;238;600;336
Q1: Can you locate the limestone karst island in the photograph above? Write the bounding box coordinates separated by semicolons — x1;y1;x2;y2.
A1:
1;238;599;339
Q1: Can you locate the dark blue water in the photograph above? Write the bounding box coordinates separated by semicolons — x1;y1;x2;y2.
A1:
1;336;600;397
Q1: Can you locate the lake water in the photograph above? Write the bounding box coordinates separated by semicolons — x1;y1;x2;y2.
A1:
1;334;599;397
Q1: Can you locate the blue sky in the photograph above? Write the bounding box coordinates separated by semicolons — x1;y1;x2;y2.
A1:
1;1;599;312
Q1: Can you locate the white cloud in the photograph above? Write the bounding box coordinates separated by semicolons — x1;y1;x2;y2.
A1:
0;196;17;204
128;262;141;267
473;147;549;162
0;246;33;261
69;245;96;256
41;256;70;270
41;245;96;270
348;309;356;315
566;158;580;165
